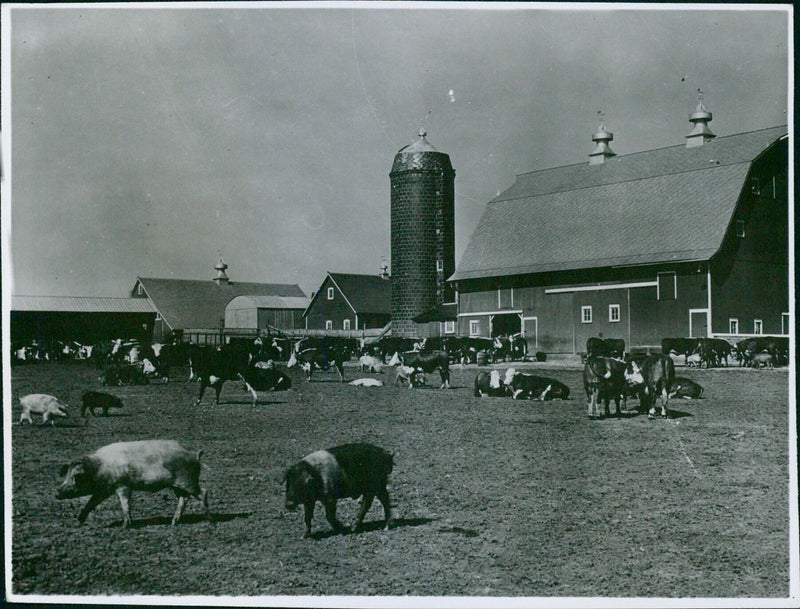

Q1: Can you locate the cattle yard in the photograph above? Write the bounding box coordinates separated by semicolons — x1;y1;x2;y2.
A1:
9;359;792;599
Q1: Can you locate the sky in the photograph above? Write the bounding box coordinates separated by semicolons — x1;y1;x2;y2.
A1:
1;2;790;299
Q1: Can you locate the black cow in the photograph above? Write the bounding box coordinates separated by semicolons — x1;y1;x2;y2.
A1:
242;362;293;393
401;350;450;389
504;369;570;401
421;336;462;363
373;337;420;363
101;362;148;386
191;342;273;405
661;338;701;363
287;342;352;382
586;337;625;359
736;336;788;367
492;335;528;362
457;337;496;364
583;356;628;418
625;354;675;418
670;376;704;399
473;370;509;397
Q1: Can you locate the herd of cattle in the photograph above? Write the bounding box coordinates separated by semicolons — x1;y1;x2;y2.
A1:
13;331;787;536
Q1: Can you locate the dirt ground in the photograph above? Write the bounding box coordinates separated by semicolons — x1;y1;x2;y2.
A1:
7;359;792;599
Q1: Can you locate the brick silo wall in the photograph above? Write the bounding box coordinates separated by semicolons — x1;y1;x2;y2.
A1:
390;150;455;337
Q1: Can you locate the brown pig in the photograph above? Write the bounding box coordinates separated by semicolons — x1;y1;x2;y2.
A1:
56;440;210;529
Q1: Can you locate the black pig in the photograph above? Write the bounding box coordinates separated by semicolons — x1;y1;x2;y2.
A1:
80;391;124;417
283;442;393;538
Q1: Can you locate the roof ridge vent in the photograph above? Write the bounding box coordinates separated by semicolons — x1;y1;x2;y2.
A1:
214;258;230;286
589;111;616;166
686;89;716;148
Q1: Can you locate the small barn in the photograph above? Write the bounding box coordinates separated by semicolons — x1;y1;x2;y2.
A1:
224;295;309;332
303;272;391;332
450;105;788;354
10;295;156;345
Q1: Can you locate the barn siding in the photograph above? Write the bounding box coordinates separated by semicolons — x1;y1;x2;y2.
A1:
710;167;788;336
304;277;355;330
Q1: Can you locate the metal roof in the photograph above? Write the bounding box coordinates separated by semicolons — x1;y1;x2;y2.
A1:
451;127;787;282
12;296;156;313
225;295;310;311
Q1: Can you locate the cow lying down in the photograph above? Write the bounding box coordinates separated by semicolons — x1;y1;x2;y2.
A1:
474;370;509;397
284;443;394;538
349;378;384;387
504;369;571;401
56;440;210;529
19;394;69;425
669;377;704;399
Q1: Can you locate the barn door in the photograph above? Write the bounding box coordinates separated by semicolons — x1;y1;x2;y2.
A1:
689;309;709;338
522;316;538;351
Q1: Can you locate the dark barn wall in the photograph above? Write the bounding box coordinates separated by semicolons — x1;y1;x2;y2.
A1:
11;312;156;345
710;147;789;335
304;277;355;330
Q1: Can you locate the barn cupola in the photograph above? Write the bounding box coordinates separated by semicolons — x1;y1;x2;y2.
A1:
685;89;716;148
213;258;230;286
588;112;616;165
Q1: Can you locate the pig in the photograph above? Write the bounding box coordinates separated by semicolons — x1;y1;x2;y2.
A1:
19;394;69;425
56;440;210;529
80;391;124;417
283;442;393;538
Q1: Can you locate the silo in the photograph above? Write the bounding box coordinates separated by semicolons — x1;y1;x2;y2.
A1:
390;128;455;337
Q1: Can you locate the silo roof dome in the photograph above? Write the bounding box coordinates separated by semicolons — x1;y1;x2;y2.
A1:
397;128;438;153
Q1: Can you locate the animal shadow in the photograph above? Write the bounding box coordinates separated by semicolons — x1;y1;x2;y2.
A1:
106;511;250;528
439;525;480;538
223;399;286;406
309;516;438;540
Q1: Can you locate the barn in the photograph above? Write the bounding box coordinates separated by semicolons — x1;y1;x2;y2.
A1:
224;295;309;332
450;106;788;354
303;271;391;332
10;295;157;346
132;260;307;342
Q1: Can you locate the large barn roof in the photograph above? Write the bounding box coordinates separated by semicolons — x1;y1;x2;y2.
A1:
135;277;306;330
451;126;787;281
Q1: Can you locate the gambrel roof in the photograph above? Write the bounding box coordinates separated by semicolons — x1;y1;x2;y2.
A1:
134;277;306;330
451;126;787;281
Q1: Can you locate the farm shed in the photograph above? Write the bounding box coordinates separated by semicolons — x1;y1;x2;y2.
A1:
10;295;156;345
450;106;788;354
303;272;391;332
132;260;307;342
224;295;309;331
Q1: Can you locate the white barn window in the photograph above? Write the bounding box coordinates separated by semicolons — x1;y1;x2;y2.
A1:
469;320;480;336
609;304;620;323
327;287;334;300
753;319;763;335
444;321;455;334
581;306;592;323
343;319;351;330
325;320;333;330
729;318;739;334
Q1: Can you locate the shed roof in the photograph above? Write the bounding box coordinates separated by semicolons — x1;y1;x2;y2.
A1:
12;296;156;313
135;277;306;330
451;126;787;281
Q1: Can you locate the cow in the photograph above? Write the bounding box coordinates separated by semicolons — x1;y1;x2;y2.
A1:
287;342;352;383
19;394;69;425
685;353;702;367
736;336;788;367
457;337;496;364
583;356;628;418
359;354;383;373
473;370;509;397
241;363;293;394
669;377;704;400
661;338;701;364
624;354;675;419
283;443;393;538
751;352;774;369
56;440;210;529
81;391;124;417
394;365;424;388
349;378;384;387
505;368;570;401
401;350;450;389
101;362;148;386
586;337;625;359
373;336;419;364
